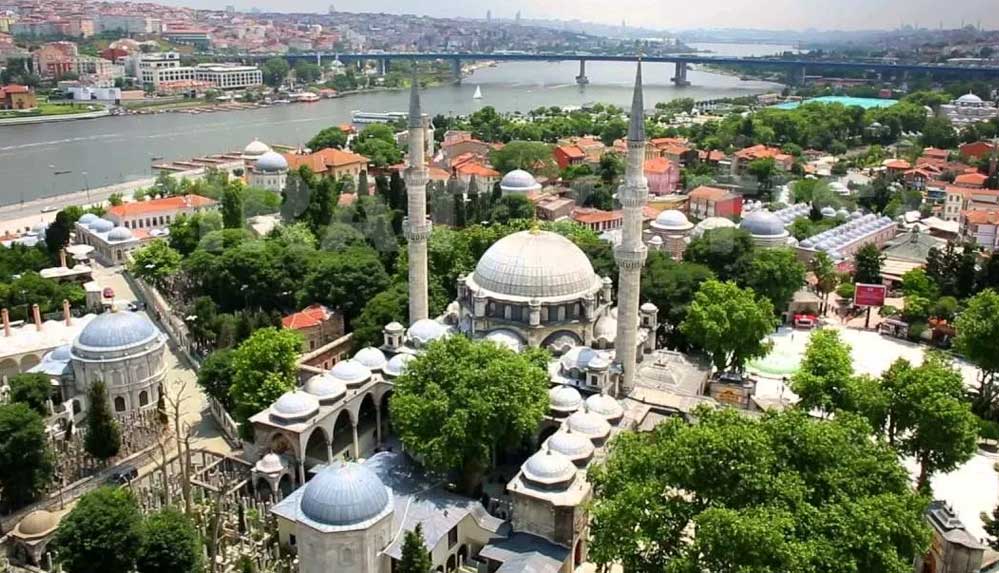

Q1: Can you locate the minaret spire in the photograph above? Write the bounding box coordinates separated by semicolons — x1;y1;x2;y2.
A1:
613;61;650;395
405;69;430;323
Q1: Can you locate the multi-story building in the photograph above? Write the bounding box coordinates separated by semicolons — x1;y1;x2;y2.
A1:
32;41;78;78
145;63;262;92
130;51;181;84
961;209;999;251
105;194;217;231
96;15;159;35
283;148;369;181
644;157;679;195
944;186;999;222
687;185;743;220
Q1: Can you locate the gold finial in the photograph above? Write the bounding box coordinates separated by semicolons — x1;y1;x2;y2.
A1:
530;219;541;234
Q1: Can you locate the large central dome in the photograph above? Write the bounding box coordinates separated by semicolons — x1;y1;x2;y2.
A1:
469;230;601;300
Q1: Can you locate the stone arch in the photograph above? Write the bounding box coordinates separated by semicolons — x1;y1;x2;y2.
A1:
331;409;353;459
72;399;82;415
0;358;18;382
379;390;394;438
357;393;377;435
278;473;293;496
270;432;296;457
20;354;40;371
574;539;584;568
139;390;149;407
304;426;330;467
114;396;126;412
446;554;456;572
458;545;468;567
541;330;582;354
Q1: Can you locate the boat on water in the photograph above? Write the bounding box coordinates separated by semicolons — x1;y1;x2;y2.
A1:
473;85;483;99
351;110;409;124
289;92;320;103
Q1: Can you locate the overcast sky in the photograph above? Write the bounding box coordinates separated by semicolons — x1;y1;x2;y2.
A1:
178;0;999;31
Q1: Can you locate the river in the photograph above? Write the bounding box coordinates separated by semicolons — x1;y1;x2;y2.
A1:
0;43;789;206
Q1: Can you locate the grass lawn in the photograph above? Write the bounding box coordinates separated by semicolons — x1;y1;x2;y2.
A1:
0;102;102;119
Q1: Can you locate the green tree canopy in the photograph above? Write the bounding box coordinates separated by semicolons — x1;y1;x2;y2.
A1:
261;57;290;87
302;245;391;322
54;487;143;573
743;247;806;312
683;228;756;282
588;407;931;573
8;372;52;415
228;327;302;435
791;329;856;415
84;379;121;461
488;141;557;179
390;336;549;493
397;523;432;573
129;240;182;289
221;181;245;229
853;243;885;285
954;289;999;419
0;403;54;508
137;507;203;573
639;253;714;351
353;283;408;349
680;279;778;371
46;209;73;255
196;349;236;410
307;126;349;151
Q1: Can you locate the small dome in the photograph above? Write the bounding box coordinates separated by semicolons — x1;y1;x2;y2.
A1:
90;218;114;233
243;138;271;158
739;210;786;237
384;353;416;377
585;393;623;421
957;92;983;104
407;319;450;346
470;230;600;300
78;213;99;225
548;385;583;413
255;150;288;172
303;374;347;403
499;169;541;194
836;208;850;219
648;235;663;245
328;359;371;387
107;226;133;241
800;238;815;249
271;391;319;422
567;408;611;440
15;510;57;538
521;448;576;486
652;209;692;231
74;311;159;351
353;347;387;371
546;429;595;463
300;462;391;527
691;216;736;239
49;344;72;361
641;302;658;313
385;321;405;333
484;329;524;352
593;314;617;342
255;452;285;474
820;206;837;218
560;346;609;373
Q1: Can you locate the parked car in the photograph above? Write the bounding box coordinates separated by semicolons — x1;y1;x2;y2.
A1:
107;465;138;486
126;300;146;311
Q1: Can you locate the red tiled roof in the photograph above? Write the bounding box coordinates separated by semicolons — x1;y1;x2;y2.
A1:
283;148;368;173
455;162;500;178
954;172;988;187
282;304;330;330
644;157;675;174
107;194;216;218
884;159;911;170
688;185;736;201
555;145;586;159
921;148;950;159
571;207;622;224
962;210;999;225
1;84;30;94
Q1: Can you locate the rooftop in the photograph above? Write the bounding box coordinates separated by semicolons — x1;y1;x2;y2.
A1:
106;194;216;218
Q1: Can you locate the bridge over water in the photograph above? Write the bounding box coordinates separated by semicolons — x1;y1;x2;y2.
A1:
220;51;999;87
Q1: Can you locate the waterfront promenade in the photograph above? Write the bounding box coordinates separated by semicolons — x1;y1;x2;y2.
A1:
0;160;242;236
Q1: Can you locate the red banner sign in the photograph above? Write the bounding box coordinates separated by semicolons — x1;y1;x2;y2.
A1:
854;283;887;307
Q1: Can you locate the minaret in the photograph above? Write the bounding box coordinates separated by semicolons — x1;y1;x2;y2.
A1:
613;62;649;394
405;72;431;323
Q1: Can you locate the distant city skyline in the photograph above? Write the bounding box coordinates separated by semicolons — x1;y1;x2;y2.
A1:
153;0;999;32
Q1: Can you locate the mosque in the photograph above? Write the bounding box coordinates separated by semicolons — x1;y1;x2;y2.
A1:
249;66;714;573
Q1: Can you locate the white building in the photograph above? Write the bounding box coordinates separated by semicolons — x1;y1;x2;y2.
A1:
130;51;181;84
146;63;262;92
247;150;288;192
940;93;998;126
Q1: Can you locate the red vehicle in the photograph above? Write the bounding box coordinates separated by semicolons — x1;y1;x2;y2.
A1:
102;287;115;299
793;313;818;329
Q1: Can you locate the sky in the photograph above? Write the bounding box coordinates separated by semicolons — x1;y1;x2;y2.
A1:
174;0;999;31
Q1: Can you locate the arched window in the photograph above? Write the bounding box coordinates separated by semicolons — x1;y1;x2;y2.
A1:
72;400;82;415
114;396;126;412
139;391;149;407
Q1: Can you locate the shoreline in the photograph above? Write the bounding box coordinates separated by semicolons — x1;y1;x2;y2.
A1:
0;108;110;126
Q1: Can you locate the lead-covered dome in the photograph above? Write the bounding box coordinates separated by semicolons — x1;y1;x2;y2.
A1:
303;373;347;403
585;393;624;421
15;510;58;539
567;408;611;440
546;429;595;463
255;150;288;172
107;226;133;242
271;391;319;422
651;209;693;232
90;218;114;233
499;169;542;194
243;138;271;158
548;385;583;414
691;216;736;239
521;448;576;486
74;311;159;351
78;213;99;226
328;359;371;387
469;230;600;300
300;462;391;527
384;353;415;378
957;92;983;104
353;347;387;371
739;210;786;237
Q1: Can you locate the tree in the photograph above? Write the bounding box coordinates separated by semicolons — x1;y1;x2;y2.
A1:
261;57;290;87
0;403;54;508
791;329;856;415
489;194;534;224
747;157;778;199
390;336;549;493
954;289;999;419
598;152;624;184
397;523;432;573
84;379;121;461
293;61;322;84
640;253;714;350
196;349;235;410
680;279;778;372
588;407;931;573
893;354;978;490
221;182;245;229
307;126;349;151
228;327;302;435
683;228;756;282
352;283;408;349
302;246;390;321
137;507;203;573
352;124;402;167
169;212;223;256
54;487;143;573
488;141;557;178
46;209;73;255
8;372;52;415
129;241;182;289
108;192;124;206
853;243;885;285
920;116;958;149
743;247;805;312
811;251;839;313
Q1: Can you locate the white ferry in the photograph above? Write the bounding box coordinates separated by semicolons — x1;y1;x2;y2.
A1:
351;110;408;124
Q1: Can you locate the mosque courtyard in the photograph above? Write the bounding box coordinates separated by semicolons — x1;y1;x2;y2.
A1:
748;323;997;542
